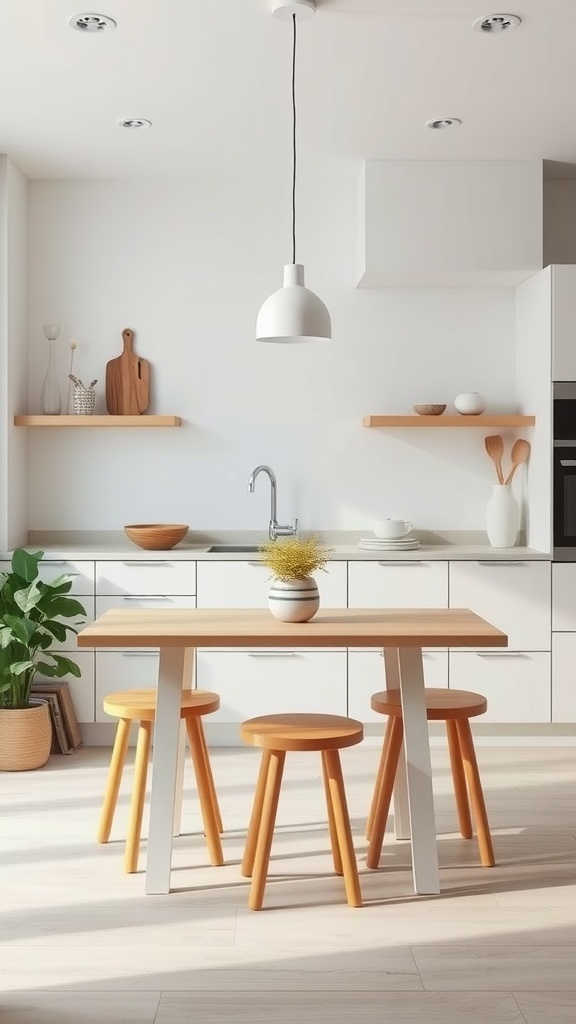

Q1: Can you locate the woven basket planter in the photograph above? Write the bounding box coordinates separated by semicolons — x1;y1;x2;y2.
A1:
0;700;52;771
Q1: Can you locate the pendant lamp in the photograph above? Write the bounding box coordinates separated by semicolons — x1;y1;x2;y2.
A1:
256;0;331;344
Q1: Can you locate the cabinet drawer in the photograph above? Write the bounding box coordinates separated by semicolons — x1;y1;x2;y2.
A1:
196;650;347;722
0;559;94;596
552;564;576;631
449;561;550;650
448;651;551;723
95;650;160;722
348;561;448;609
552;633;576;722
348;650;449;723
96;560;196;596
35;651;95;724
196;560;347;609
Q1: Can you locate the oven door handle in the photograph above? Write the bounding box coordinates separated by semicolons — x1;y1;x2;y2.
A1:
560;460;576;467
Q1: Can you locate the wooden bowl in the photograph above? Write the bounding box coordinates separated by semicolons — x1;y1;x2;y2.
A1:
413;404;446;416
124;524;189;550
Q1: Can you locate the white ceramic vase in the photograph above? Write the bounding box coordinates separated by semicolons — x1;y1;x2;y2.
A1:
486;484;519;548
268;576;320;623
454;392;486;415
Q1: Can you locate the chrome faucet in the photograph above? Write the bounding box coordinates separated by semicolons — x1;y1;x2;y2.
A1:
248;465;298;541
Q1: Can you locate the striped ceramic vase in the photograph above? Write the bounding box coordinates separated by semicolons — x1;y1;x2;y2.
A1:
268;576;320;623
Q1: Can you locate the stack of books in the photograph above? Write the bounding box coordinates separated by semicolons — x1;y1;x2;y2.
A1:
31;680;83;754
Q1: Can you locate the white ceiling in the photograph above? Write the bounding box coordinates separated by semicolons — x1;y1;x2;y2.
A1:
2;0;576;179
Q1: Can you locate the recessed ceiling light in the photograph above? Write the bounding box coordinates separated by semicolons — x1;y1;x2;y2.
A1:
68;13;117;33
117;119;152;130
425;118;462;130
472;14;521;33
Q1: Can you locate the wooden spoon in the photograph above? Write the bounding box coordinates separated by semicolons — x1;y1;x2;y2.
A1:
504;438;531;486
485;435;504;484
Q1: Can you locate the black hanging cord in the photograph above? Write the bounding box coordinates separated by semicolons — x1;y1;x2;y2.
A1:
291;13;297;265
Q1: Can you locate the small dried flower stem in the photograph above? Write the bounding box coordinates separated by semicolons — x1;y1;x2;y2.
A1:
67;340;77;414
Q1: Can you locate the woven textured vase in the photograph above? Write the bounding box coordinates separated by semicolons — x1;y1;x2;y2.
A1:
0;700;52;771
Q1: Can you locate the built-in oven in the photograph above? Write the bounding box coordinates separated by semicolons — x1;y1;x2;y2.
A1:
554;383;576;560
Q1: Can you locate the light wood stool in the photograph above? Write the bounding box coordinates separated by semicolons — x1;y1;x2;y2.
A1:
97;688;223;873
240;713;364;911
366;688;495;870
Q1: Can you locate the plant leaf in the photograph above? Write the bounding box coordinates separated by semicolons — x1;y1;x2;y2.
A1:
11;549;43;583
13;583;43;614
3;615;36;645
9;660;35;676
0;626;14;648
40;596;87;619
35;661;58;678
42;620;67;642
49;655;82;678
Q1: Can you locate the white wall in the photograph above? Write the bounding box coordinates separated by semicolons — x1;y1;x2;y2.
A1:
27;176;516;534
0;156;28;550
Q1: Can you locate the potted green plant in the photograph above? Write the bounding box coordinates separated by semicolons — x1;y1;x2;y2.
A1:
259;536;331;622
0;548;86;771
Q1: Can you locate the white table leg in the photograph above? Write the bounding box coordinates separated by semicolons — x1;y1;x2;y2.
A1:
172;722;187;838
146;646;187;895
398;646;439;895
383;647;411;840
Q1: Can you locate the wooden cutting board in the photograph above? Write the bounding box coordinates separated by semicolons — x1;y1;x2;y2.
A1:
105;328;150;415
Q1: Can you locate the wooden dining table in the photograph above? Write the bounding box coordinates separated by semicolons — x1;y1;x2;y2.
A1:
77;607;507;896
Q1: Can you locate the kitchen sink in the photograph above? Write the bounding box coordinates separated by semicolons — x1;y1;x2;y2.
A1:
207;545;262;553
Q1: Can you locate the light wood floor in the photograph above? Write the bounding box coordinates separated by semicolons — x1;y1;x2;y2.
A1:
1;742;576;1023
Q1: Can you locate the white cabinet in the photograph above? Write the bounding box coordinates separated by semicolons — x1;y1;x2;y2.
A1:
96;560;196;596
348;560;448;609
551;265;576;381
1;558;94;595
348;650;449;723
196;650;347;723
552;564;576;631
357;159;542;288
448;561;551;650
196;560;347;609
449;652;551;723
552;633;576;722
95;650;160;722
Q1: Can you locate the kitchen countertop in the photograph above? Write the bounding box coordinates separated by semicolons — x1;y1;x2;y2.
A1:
1;530;551;561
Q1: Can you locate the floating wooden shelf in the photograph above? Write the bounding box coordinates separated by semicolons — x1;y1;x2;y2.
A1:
363;415;536;428
14;415;181;428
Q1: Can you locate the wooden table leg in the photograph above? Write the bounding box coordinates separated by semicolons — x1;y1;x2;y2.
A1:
397;645;440;895
145;645;187;895
383;647;411;840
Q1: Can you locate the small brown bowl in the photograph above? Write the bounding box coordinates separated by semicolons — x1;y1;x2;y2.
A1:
124;524;189;550
413;404;446;416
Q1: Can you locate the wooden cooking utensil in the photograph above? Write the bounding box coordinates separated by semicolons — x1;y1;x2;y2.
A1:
105;328;150;415
504;438;531;485
484;434;504;484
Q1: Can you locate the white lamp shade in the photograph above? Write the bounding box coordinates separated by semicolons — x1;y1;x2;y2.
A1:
256;264;331;344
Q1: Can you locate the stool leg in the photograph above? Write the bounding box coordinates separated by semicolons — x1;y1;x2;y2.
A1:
124;720;152;873
446;718;472;840
197;717;224;834
366;717;403;870
366;717;394;840
249;750;285;911
242;748;272;878
456;719;495;868
186;717;224;867
97;717;131;844
321;751;343;876
323;749;362;908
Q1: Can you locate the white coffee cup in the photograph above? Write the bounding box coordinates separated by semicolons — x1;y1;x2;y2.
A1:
374;519;413;539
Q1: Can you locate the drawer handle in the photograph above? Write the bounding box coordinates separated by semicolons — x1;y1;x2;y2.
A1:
120;595;170;602
121;651;159;658
248;561;265;567
248;652;296;658
477;561;526;567
121;561;171;567
44;560;69;566
476;652;522;658
377;560;424;567
379;651;435;657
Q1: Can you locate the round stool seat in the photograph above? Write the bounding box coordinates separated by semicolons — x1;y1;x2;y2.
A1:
371;688;487;721
241;713;364;752
103;688;220;722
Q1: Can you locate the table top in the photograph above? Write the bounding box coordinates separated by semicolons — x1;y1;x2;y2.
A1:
76;607;508;649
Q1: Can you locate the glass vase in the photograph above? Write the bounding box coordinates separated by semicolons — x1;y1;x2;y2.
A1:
41;330;61;415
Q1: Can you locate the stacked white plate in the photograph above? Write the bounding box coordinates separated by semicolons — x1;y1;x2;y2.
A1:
358;536;420;551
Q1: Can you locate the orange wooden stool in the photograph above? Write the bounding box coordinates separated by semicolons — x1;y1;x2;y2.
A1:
97;689;223;873
240;713;364;911
366;688;495;870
